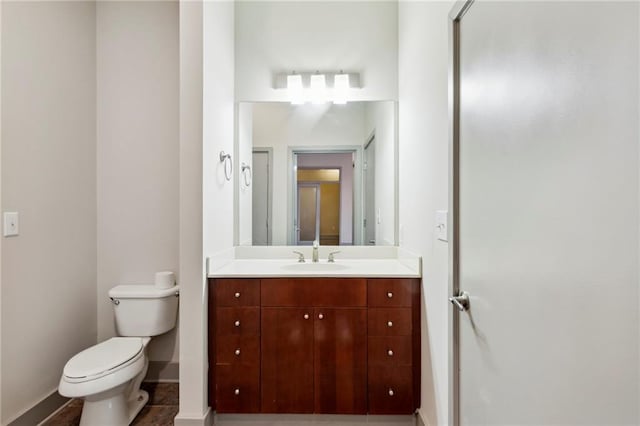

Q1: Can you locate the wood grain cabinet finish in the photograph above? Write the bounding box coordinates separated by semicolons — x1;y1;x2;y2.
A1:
208;277;420;415
367;278;421;414
209;279;261;413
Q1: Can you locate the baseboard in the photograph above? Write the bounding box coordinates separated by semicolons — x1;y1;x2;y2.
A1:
146;361;179;382
174;406;213;426
8;390;69;426
416;409;428;426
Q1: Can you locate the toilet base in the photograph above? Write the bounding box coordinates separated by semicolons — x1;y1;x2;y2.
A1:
79;386;149;426
127;389;149;423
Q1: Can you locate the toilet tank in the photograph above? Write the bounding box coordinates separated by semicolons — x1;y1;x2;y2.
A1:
108;285;179;337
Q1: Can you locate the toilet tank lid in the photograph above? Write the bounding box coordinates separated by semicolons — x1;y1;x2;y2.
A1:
109;284;180;299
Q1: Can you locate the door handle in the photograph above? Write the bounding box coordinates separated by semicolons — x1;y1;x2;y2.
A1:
449;291;470;312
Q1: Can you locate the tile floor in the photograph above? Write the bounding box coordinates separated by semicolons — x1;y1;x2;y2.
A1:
42;382;178;425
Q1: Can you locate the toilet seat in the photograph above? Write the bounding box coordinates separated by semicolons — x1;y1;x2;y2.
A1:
63;337;144;384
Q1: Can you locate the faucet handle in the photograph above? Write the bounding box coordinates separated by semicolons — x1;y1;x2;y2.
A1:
327;251;341;263
293;251;306;263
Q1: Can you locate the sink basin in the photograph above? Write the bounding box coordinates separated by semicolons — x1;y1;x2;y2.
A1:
280;262;350;272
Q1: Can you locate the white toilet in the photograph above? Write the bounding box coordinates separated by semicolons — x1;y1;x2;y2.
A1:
59;284;179;426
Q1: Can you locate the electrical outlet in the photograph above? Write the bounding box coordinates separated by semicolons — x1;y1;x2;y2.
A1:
3;212;19;237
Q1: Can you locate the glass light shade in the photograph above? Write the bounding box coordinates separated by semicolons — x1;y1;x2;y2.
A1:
310;74;327;104
287;74;304;105
333;74;350;104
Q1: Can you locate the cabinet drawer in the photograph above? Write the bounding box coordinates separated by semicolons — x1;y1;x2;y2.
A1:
368;366;413;414
215;279;260;307
216;365;260;413
261;278;366;307
216;307;260;336
368;279;415;307
368;336;412;366
368;308;412;336
216;335;260;365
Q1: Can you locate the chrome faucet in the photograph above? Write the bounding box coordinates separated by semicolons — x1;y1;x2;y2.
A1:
312;240;319;263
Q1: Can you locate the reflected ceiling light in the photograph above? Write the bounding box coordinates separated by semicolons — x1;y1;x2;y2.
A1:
310;74;327;104
333;73;350;105
287;74;304;105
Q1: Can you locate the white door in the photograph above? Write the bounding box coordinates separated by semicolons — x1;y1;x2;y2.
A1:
452;1;639;424
252;150;270;245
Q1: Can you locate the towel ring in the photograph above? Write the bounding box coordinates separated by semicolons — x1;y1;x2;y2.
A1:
219;151;232;181
241;163;252;187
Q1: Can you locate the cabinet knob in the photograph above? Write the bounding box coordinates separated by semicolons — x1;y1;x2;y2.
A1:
304;314;309;320
387;321;393;327
387;350;394;356
235;349;240;356
234;320;240;327
388;389;394;396
234;388;240;395
234;292;240;298
387;292;393;298
318;313;324;320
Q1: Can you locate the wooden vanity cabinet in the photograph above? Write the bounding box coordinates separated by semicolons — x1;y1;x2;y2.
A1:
261;278;367;414
209;279;261;413
367;278;421;414
208;276;420;415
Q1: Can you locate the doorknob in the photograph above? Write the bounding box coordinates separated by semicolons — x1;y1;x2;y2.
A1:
449;291;470;312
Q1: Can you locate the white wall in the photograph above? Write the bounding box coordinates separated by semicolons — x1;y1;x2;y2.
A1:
251;102;368;245
177;0;235;423
398;1;454;425
237;103;253;246
364;101;396;246
1;1;97;422
235;1;398;102
96;1;179;363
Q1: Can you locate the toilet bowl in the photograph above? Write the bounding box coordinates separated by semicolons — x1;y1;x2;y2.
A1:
59;284;179;426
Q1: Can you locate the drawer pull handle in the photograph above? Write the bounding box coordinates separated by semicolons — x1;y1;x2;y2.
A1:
387;350;394;356
304;314;309;320
387;292;393;298
234;320;241;327
387;321;393;327
318;313;324;320
388;389;394;396
235;349;240;356
234;388;240;395
235;292;240;298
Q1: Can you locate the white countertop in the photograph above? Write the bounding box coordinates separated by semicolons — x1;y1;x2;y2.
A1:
207;246;421;278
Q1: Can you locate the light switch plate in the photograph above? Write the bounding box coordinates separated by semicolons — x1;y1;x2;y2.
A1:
3;212;19;237
436;210;448;242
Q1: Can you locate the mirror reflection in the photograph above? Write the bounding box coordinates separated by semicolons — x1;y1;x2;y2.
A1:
237;101;396;246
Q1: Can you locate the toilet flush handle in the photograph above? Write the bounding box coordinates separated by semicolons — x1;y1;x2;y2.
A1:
110;298;120;306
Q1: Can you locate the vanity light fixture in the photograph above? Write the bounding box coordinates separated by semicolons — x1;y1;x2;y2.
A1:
287;74;304;105
276;71;361;105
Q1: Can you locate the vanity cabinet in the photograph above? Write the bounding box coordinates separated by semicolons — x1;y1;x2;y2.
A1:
210;279;261;413
208;276;420;415
261;278;367;414
367;278;420;414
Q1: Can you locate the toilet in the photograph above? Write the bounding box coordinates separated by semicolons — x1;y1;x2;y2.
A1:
59;284;179;426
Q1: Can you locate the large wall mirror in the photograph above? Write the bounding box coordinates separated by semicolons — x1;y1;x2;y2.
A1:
235;101;397;246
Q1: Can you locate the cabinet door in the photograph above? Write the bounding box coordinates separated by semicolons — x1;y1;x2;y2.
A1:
314;308;367;414
261;307;314;413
